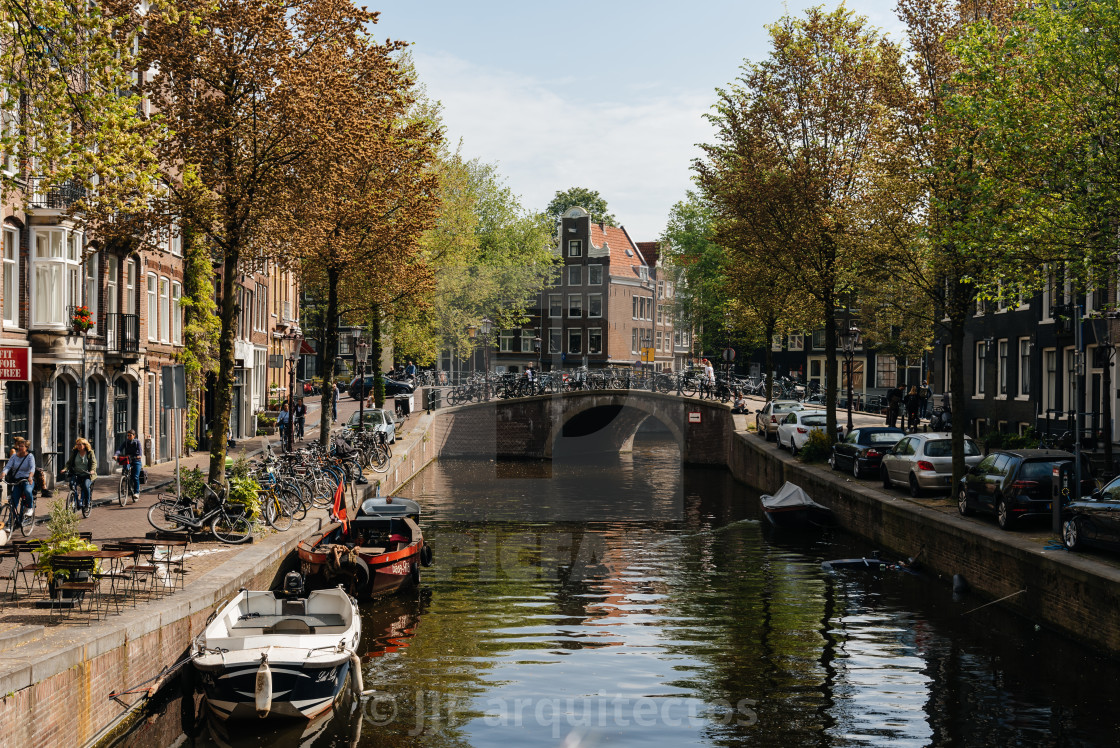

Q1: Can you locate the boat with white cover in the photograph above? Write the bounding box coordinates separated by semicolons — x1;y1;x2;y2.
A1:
191;576;363;721
760;481;836;529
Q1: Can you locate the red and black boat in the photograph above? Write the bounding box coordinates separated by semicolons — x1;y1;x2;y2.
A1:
297;496;432;599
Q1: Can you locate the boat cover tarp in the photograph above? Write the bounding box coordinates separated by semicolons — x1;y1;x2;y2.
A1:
761;482;830;512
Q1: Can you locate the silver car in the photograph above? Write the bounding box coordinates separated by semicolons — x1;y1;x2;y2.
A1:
754;400;806;441
345;408;397;443
880;432;982;497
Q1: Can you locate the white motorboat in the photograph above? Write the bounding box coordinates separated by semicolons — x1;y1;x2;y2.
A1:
191;574;363;720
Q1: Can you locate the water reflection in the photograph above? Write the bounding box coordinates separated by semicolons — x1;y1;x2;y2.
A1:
144;434;1120;748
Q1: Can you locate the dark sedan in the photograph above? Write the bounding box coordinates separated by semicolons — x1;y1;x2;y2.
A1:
349;375;414;400
1064;475;1120;553
958;449;1094;529
829;427;905;478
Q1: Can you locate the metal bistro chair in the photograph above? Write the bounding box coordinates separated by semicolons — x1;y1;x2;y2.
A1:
49;556;101;625
120;542;161;601
96;543;140;613
8;539;45;599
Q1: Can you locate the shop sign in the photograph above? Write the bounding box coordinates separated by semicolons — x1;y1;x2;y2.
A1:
0;347;30;381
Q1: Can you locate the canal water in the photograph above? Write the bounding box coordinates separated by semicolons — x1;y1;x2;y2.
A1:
140;432;1120;747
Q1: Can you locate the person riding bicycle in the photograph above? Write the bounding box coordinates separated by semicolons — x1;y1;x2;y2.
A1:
294;399;307;441
60;437;97;513
114;429;144;499
2;437;36;520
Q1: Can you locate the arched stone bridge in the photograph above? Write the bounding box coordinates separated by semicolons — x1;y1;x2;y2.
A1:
429;390;734;465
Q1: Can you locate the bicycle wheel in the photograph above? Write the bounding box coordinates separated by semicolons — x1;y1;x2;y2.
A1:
19;505;34;536
213;511;252;544
118;473;128;507
0;503;13;542
282;487;307;522
67;486;80;515
371;445;390;473
265;492;294;531
148;500;187;533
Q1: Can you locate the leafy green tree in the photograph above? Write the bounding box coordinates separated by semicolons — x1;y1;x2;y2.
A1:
661;192;731;357
546;186;617;226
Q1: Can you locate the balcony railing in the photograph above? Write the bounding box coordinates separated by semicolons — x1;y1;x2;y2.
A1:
28;177;86;211
105;313;140;354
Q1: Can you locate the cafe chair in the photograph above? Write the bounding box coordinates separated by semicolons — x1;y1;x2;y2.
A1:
49;556;101;625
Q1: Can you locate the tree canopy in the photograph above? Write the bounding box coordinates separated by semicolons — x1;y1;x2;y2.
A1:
546;186;617;226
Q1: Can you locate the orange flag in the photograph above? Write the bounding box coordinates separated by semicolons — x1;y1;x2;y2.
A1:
331;479;349;534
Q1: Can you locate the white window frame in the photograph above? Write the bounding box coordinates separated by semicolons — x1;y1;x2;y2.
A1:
568;239;582;257
975;341;987;396
84;252;99;335
588;293;602;318
159;276;170;342
588;327;602;354
772;334;782;352
126;259;137;315
788;334;804;351
499;330;514;353
876;355;897;389
171;281;182;345
997;339;1008;396
520;329;536;354
588;265;603;285
632;328;639;354
568;294;582;318
568;265;581;286
2;227;18;327
549;294;562;318
1042;347;1057;414
147;273;158;341
567;328;582;355
30;227;81;329
170;221;183;256
1018;337;1030;398
106;256;118;318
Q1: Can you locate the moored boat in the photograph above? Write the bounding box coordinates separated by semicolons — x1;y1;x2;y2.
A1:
191;576;362;721
297;496;432;599
760;482;836;529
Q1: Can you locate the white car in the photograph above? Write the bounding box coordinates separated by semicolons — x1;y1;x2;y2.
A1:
345;408;397;443
776;410;828;455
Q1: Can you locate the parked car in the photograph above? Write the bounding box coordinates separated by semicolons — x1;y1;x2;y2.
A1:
830;427;905;478
345;408;397;443
880;432;982;497
775;410;828;455
958;449;1095;529
1063;475;1120;552
754;400;805;441
349;375;415;400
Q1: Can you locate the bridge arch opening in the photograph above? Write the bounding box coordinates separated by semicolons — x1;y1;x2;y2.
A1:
550;401;683;462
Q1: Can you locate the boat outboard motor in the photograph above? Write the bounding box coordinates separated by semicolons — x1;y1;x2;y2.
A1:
282;571;305;598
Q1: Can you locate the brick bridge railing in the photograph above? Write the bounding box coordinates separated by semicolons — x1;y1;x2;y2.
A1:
428;390;734;465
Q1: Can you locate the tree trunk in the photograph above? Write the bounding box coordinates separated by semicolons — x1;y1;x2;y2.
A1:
318;267;340;439
763;318;776;402
949;314;967;486
206;246;241;486
371;305;385;409
823;294;838;441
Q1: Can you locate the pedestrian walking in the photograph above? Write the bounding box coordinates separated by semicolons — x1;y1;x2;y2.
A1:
905;386;921;431
701;358;715;400
886;384;903;428
60;437;97;513
277;402;291;450
332;382;340;422
919;384;931;420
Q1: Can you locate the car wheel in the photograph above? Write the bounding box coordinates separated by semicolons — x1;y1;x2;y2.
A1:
791;440;799;457
851;457;861;479
997;496;1015;530
756;419;766;437
908;473;923;498
1063;517;1083;551
828;453;837;471
957;485;974;516
881;466;892;489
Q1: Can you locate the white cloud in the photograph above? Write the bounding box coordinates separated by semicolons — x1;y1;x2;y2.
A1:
414;51;715;241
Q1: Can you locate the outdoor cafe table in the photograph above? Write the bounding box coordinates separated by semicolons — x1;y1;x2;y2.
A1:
117;537;190;591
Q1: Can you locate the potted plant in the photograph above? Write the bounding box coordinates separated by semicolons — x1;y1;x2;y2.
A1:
37;497;97;598
71;305;94;333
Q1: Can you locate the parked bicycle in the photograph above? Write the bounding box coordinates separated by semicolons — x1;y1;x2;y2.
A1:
147;482;253;543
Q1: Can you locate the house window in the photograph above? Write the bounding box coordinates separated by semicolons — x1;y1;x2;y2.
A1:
499;330;514;352
31;228;81;328
568;266;581;286
588;294;602;318
1043;348;1056;413
589;265;603;285
632;329;639;354
998;339;1009;395
126;259;137;315
4;382;29;448
657;280;664;299
549;327;562;354
588;328;602;354
876;356;897;388
657;304;663;325
568;294;582;317
84;252;99;334
106;256;118;325
147;273;158;341
655;330;662;350
568;240;582;257
772;335;782;352
567;328;582;354
2;227;17;326
170;222;183;256
812;330;825;349
520;329;536;353
632;295;638;320
1018;338;1030;397
172;282;182;345
976;341;987;395
788;334;804;351
159;277;171;342
549;294;562;318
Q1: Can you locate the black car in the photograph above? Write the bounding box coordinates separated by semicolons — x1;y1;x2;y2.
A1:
957;448;1094;529
349;375;415;400
829;427;905;478
1064;476;1120;553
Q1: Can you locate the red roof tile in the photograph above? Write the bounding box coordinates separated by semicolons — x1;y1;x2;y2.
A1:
590;222;646;274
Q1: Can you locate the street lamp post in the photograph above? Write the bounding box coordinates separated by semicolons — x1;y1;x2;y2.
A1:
839;326;861;436
481;317;492;401
284;333;303;452
353;333;369;434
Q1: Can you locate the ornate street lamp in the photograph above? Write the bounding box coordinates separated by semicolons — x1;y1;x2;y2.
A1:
839;326;861;435
481;317;493;401
283;332;303;451
353;332;370;433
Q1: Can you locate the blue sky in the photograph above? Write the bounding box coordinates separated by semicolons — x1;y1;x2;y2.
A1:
370;1;901;240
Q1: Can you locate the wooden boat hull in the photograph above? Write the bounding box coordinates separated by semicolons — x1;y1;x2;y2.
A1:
761;505;835;530
298;520;424;599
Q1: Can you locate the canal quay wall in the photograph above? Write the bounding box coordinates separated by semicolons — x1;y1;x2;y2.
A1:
726;430;1120;657
1;414;442;748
